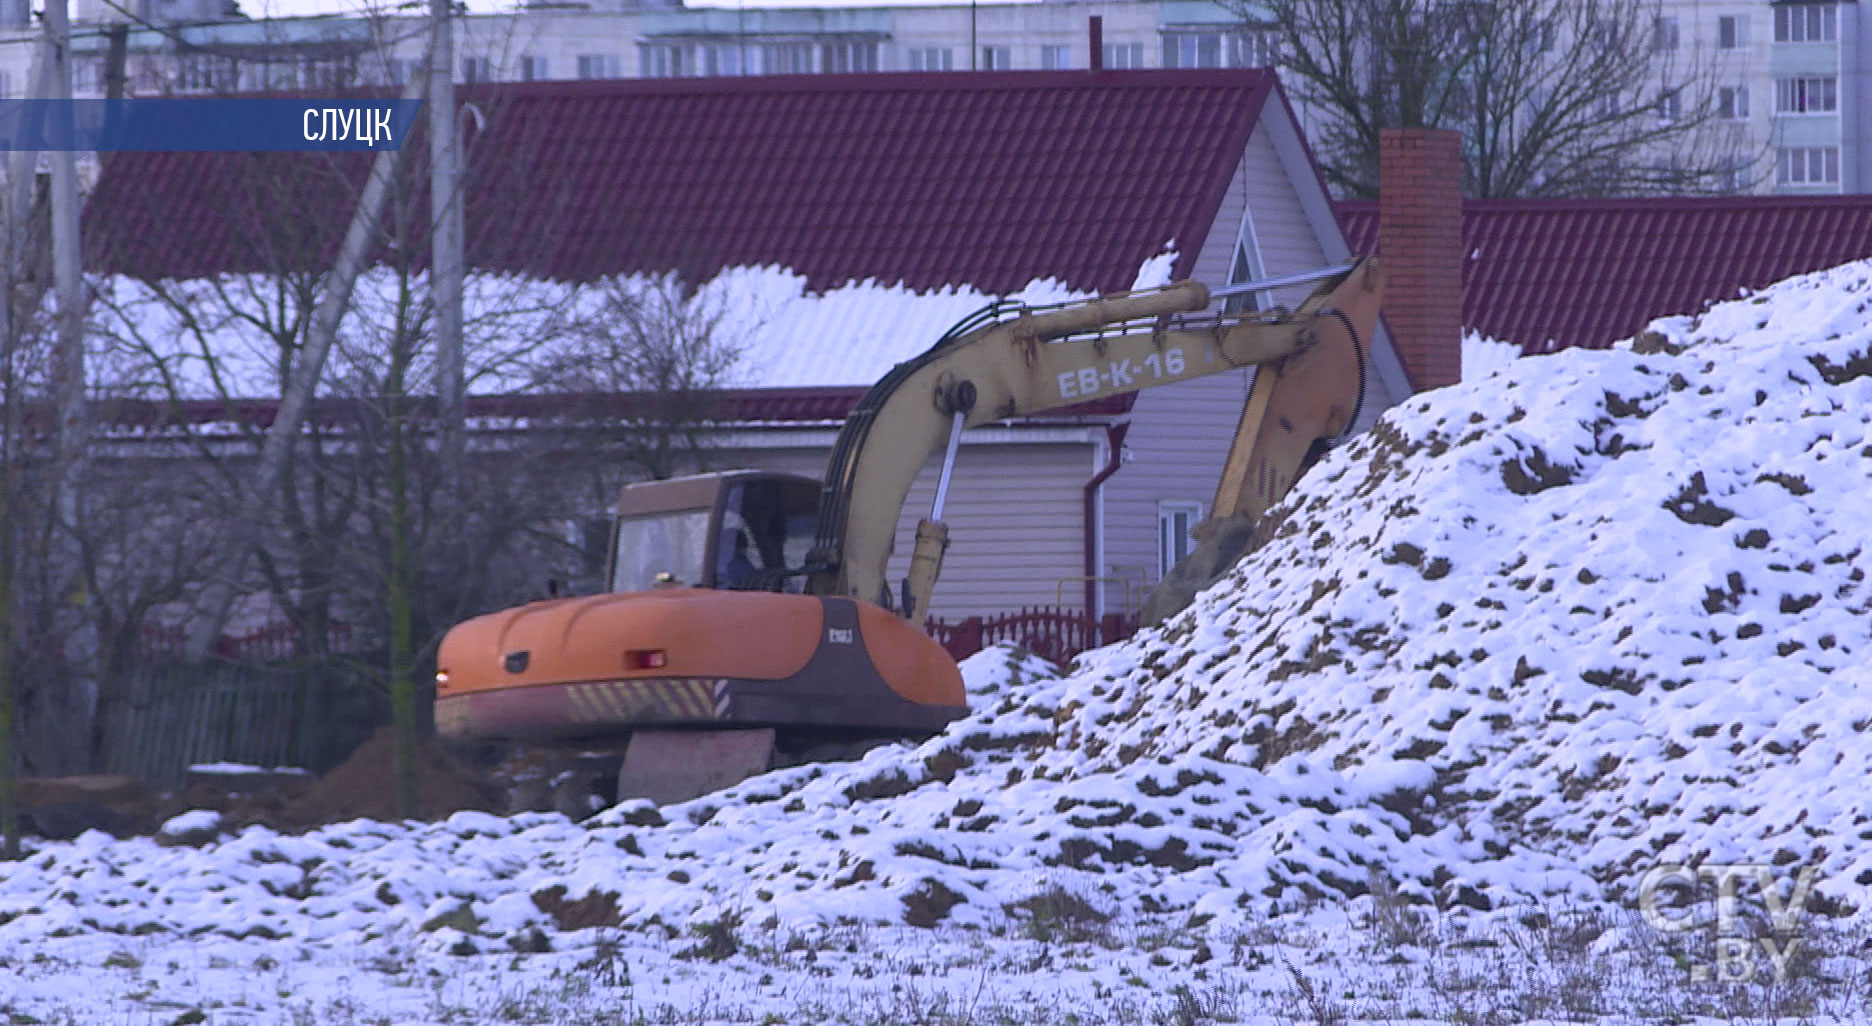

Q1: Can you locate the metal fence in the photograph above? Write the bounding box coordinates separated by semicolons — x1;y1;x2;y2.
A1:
97;621;382;789
99;661;302;790
927;606;1138;664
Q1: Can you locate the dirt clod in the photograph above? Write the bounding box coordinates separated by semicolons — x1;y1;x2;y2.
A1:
277;726;499;828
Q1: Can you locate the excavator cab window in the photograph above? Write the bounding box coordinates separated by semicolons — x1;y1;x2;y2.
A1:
611;508;712;591
715;478;821;592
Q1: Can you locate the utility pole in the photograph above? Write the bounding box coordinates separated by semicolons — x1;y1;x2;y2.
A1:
45;0;97;760
431;0;463;503
0;36;48;862
103;24;127;102
418;0;465;825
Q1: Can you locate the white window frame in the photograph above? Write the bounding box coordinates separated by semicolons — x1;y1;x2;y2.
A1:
978;45;1011;70
638;44;694;79
1777;146;1840;185
577;53;621;80
1040;44;1071;70
821;40;880;74
1774;4;1837;43
702;43;748;76
518;54;548;81
460;56;493;83
1102;41;1145;69
1718;85;1749;120
1651;15;1680;52
1234;28;1279;67
1774;76;1837;114
1163;31;1225;69
1717;14;1747;50
1158;501;1206;580
763;42;815;75
907;46;952;71
1657;89;1680;123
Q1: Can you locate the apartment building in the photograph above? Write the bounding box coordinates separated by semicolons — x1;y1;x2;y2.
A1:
0;0;1863;194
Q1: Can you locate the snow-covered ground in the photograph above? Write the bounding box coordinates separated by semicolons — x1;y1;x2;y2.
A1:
5;260;1871;1022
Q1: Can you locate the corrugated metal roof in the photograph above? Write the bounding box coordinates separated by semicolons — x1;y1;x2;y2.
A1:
1337;194;1872;351
86;69;1273;296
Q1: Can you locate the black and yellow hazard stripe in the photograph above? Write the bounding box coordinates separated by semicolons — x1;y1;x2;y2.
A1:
565;677;728;725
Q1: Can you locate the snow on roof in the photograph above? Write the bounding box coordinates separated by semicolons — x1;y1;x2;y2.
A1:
3;257;1866;1000
89;247;1178;404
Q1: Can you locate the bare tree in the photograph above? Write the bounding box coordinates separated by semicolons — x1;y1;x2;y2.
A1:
83;107;750;810
1237;0;1758;197
540;274;752;483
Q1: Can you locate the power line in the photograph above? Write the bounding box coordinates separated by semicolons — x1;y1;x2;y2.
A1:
0;0;439;61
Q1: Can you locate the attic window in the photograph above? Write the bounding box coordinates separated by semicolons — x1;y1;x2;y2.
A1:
1226;241;1262;314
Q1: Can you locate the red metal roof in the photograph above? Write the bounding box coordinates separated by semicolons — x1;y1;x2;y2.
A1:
1337;195;1872;352
86;70;1274;295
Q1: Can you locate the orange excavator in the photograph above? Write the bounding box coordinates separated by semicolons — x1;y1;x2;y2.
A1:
435;258;1383;810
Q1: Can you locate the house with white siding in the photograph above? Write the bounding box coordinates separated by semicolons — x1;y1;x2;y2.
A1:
84;68;1412;641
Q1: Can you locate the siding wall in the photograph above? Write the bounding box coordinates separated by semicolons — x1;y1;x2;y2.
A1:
698;433;1098;621
1097;117;1333;614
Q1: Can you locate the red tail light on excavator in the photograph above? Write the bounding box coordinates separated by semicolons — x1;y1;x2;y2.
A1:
625;649;668;670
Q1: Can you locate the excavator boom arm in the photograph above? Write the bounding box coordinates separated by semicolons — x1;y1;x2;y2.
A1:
808;257;1383;614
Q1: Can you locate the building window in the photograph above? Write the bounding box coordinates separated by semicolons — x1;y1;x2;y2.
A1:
577;53;621;79
1774;3;1837;43
1719;159;1755;192
1656;90;1679;122
907;46;952;71
1102;42;1144;69
177;54;241;93
1775;76;1837;113
639;44;693;78
821;40;879;73
1234;28;1279;67
382;57;420;86
460;57;492;83
1777;146;1839;185
1041;44;1071;69
1718;14;1747;49
1651;15;1679;51
764;42;815;74
703;43;747;76
1718;85;1749;119
1158;502;1204;579
518;54;548;81
1224;241;1263;313
297;57;351;91
978;45;1011;70
1589;19;1620;52
1163;32;1225;69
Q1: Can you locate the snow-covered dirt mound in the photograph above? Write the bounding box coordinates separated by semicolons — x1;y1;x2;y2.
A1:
4;262;1870;963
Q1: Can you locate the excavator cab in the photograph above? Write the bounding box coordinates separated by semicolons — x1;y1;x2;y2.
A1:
605;471;821;592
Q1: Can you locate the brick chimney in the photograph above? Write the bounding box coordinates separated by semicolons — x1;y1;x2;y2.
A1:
1378;129;1464;391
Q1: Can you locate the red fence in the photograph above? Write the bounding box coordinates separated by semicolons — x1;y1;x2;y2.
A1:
927;606;1138;664
138;620;357;662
